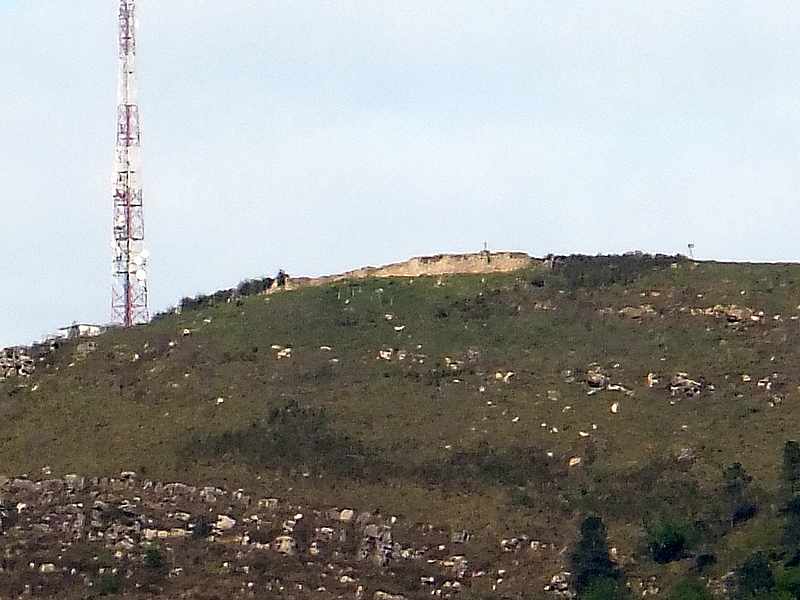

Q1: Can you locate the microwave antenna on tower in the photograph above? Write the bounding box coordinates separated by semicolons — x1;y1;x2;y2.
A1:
111;0;148;326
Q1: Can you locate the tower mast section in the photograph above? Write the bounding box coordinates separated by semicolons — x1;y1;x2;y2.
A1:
111;0;148;326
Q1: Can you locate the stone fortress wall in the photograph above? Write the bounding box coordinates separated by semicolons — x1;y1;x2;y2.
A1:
287;251;541;290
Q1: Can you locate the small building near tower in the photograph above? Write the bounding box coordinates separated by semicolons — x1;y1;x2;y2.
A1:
55;324;106;340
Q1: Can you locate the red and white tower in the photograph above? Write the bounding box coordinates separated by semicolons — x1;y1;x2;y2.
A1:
111;0;148;326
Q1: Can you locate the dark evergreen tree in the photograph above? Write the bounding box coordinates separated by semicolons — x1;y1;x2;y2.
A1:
570;516;617;593
783;441;800;496
723;462;757;526
782;496;800;565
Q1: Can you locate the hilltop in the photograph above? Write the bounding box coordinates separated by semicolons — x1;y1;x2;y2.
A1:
5;252;800;599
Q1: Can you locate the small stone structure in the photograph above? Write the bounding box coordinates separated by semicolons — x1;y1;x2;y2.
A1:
55;323;105;340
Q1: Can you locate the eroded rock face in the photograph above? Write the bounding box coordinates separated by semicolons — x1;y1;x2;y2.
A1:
0;473;559;599
0;347;34;378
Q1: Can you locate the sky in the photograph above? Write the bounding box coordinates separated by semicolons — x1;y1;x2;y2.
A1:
2;1;800;348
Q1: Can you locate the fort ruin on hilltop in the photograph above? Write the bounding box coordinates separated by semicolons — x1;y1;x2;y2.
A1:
286;251;539;289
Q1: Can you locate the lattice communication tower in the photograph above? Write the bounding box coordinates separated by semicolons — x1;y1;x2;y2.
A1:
111;0;148;326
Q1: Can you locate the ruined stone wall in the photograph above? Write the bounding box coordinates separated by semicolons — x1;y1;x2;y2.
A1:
287;252;539;290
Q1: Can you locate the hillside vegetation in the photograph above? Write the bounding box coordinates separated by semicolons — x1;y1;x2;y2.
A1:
6;253;800;598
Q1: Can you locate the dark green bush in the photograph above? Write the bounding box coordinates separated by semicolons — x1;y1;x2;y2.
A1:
423;443;556;489
181;401;388;480
556;253;680;289
190;514;211;539
96;572;120;595
774;566;800;598
579;576;628;600
237;277;274;296
724;462;758;525
736;553;775;598
449;289;521;320
646;516;693;564
144;544;166;570
666;578;712;600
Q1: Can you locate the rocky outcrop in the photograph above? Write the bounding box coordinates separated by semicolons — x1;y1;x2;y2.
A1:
670;373;705;397
681;304;763;322
0;347;33;379
0;474;556;599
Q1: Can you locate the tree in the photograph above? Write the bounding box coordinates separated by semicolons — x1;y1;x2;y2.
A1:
723;462;757;526
570;516;618;594
783;441;800;497
782;496;800;565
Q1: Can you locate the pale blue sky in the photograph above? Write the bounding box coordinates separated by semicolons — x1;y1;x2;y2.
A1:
2;1;800;348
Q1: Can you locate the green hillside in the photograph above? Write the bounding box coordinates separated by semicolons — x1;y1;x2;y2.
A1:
7;253;800;598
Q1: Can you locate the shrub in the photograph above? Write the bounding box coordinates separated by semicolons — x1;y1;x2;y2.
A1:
144;544;166;569
580;576;628;600
724;463;758;526
667;578;712;600
190;514;211;539
450;289;521;320
96;572;120;595
774;566;800;599
237;277;274;296
693;554;716;574
736;553;775;598
556;253;680;289
646;516;692;564
181;401;388;480
424;443;555;489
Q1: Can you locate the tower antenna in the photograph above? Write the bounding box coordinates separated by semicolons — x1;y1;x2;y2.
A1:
111;0;148;326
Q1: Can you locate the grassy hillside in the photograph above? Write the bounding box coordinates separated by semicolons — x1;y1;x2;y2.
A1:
7;253;800;597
